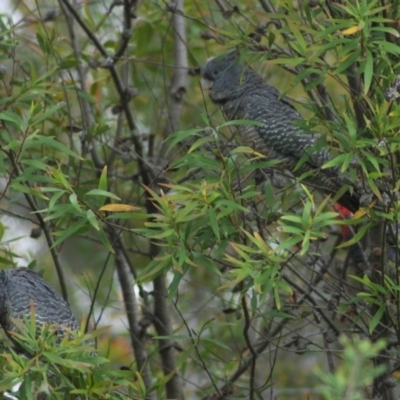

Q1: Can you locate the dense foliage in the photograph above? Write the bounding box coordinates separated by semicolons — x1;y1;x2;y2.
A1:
0;0;400;399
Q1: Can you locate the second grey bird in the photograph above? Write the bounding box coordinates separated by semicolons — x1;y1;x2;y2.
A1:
200;50;360;213
0;268;79;346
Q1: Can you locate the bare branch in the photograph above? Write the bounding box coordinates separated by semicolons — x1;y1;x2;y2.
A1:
160;0;189;159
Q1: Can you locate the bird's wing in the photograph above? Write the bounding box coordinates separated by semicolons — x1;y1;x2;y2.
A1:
243;92;334;172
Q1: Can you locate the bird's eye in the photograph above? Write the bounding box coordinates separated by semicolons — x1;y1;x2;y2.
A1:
213;70;219;77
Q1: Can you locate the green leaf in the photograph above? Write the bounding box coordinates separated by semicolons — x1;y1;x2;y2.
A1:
363;50;373;95
69;193;82;213
300;230;311;255
169;270;184;298
148;229;176;239
334;49;361;74
279;226;303;235
193;252;221;275
85;189;121;200
274;285;282;309
36;31;51;54
218;119;265;129
87;209;100;231
49;190;66;210
275;236;302;251
165;128;204;154
208;208;220;242
188;136;214;154
99;165;108;191
23;135;82;160
0;222;5;242
264;181;275;208
9;182;49;200
43;351;92;368
374;40;400;55
20;159;49;170
97;226;115;254
322;154;350;169
0;111;21;127
278;279;293;295
370;304;385;334
52;219;89;247
337;223;371;248
51;168;73;191
286;19;306;55
138;255;171;282
59;58;82;69
280;214;302;223
30;104;63;127
105;212;148;220
267;57;306;67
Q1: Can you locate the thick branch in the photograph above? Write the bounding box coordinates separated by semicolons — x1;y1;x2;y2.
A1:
114;235;154;397
160;0;188;159
152;248;184;400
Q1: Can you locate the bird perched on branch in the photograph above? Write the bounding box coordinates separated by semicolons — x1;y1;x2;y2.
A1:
0;268;78;346
200;50;360;213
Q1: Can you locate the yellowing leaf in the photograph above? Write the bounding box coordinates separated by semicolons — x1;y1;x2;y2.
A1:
393;371;400;379
341;23;363;36
253;231;270;254
353;207;369;219
99;204;141;212
341;26;359;35
230;146;265;158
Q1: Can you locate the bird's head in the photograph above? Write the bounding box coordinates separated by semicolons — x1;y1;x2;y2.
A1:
200;50;261;103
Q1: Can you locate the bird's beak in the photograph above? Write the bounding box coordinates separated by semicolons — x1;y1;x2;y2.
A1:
201;77;213;91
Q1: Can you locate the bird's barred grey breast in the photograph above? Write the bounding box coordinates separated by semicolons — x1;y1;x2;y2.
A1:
0;268;78;341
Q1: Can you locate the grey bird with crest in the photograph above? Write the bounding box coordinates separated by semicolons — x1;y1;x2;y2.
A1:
200;50;360;213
